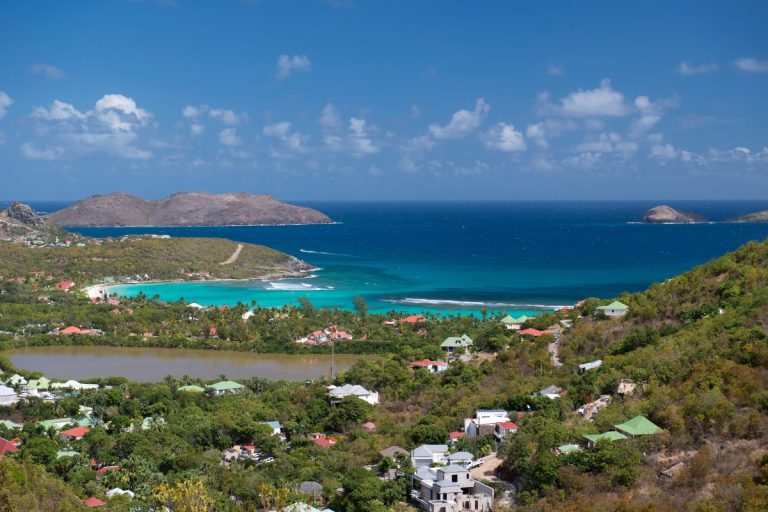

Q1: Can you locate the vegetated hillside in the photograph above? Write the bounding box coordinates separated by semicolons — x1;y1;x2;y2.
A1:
500;238;768;511
0;237;309;283
47;192;333;226
0;458;85;511
0;240;764;512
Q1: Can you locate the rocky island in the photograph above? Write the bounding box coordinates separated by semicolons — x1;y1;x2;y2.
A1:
727;210;768;223
641;204;707;224
47;192;333;227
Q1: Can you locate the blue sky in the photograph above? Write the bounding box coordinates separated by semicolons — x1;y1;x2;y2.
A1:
1;0;767;200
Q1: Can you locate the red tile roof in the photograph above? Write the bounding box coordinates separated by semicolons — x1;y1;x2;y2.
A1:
519;328;545;337
410;359;448;368
60;426;90;438
403;314;427;323
313;437;337;448
96;465;120;476
497;421;519;430
83;497;106;507
449;431;465;439
0;437;20;456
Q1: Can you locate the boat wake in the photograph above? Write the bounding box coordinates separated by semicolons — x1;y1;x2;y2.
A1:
266;281;334;291
300;249;353;257
383;298;565;310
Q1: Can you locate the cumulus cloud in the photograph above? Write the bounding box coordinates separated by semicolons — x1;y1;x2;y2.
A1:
218;128;241;147
539;79;631;117
263;121;310;157
484;123;526;152
734;57;768;73
525;123;548;148
678;61;718;75
0;91;12;118
31;63;66;79
25;93;153;159
209;108;241;125
403;135;435;152
276;54;311;79
574;132;638;154
650;143;678;160
630;96;663;137
190;123;204;136
348;117;379;154
182;105;205;118
563;152;602;169
319;103;341;129
429;98;490;139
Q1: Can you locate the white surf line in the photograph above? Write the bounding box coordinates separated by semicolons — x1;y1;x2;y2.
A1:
220;243;244;265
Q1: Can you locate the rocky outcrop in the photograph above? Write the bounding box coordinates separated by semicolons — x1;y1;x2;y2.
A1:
727;210;768;223
0;202;71;244
48;192;333;227
642;205;707;224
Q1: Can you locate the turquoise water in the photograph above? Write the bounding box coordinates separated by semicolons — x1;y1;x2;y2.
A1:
67;201;768;316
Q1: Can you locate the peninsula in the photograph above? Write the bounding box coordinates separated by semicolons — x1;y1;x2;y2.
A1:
47;192;333;227
728;209;768;223
641;204;707;224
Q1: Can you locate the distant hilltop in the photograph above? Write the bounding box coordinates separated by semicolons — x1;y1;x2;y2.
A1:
641;204;768;224
641;205;707;224
47;192;333;227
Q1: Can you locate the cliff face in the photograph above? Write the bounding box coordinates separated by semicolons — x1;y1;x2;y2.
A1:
47;192;333;227
0;202;71;243
641;205;707;224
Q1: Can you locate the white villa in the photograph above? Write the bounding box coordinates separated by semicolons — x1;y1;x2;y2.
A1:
411;465;494;512
463;410;510;437
0;385;19;406
327;384;379;405
411;444;449;468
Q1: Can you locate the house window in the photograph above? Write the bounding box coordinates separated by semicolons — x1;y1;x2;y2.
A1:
452;474;458;482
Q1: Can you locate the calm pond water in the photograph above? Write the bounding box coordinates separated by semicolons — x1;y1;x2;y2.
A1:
4;346;365;382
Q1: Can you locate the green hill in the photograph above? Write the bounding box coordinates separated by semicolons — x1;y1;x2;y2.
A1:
0;237;309;284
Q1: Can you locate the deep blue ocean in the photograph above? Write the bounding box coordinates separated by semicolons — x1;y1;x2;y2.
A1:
12;200;768;316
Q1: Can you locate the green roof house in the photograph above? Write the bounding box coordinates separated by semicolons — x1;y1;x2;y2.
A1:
583;431;628;448
596;301;628;317
0;419;23;431
440;334;474;354
207;380;245;396
177;385;205;393
56;449;80;459
557;443;582;455
27;376;51;391
38;418;74;432
614;415;662;437
500;315;528;330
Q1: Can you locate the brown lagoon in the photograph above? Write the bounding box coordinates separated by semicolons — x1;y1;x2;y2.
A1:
4;346;366;382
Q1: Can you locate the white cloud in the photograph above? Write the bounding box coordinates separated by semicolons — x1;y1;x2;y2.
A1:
276;54;311;79
32;100;85;121
190;123;204;136
540;79;631;117
319;103;341;129
547;64;565;76
630;96;662;137
0;91;13;118
485;123;526;152
734;57;768;73
31;63;66;79
525;123;548;148
429;98;490;139
404;135;435;152
563;152;602;169
678;61;718;75
650;143;678;160
218;128;241;146
263;121;310;156
21;143;64;160
209;108;241;125
26;94;153;160
182;105;206;118
348;117;379;154
574;132;638;153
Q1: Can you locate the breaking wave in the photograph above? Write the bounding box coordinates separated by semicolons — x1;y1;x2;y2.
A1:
382;298;566;310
